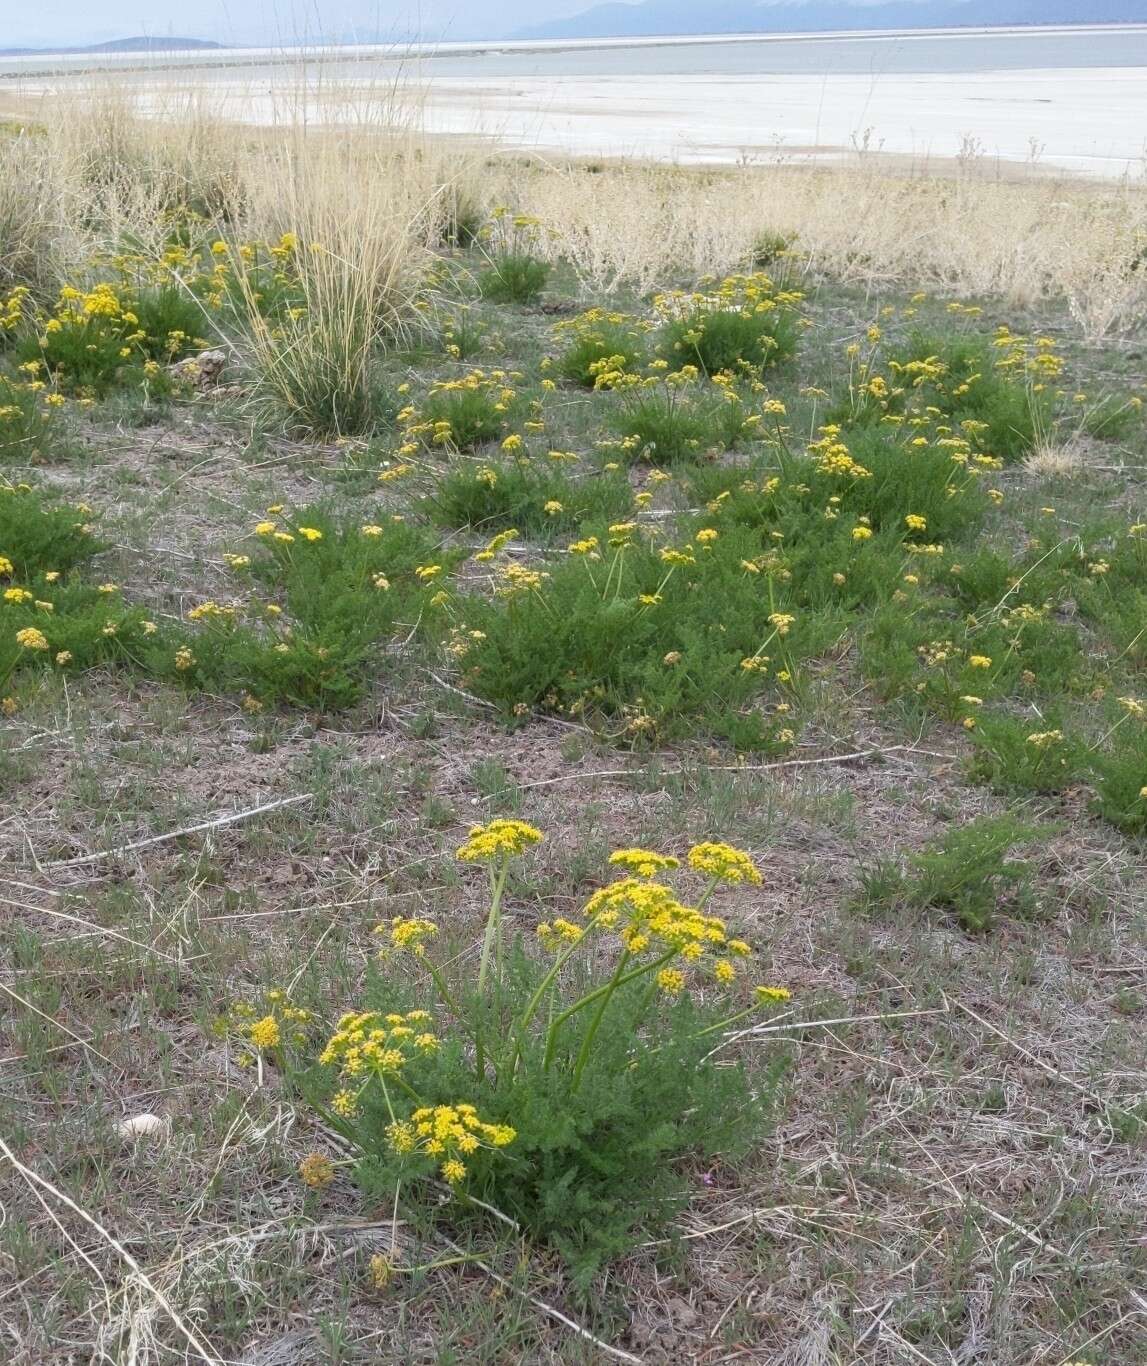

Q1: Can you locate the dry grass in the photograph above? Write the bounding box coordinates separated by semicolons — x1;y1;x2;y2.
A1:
3;86;1147;338
504;160;1147;337
233;129;440;435
0;130;73;296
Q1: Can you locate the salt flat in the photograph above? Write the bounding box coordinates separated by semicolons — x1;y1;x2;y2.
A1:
5;25;1145;178
410;67;1144;175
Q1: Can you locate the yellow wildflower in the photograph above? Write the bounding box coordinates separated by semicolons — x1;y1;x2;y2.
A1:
687;842;762;885
609;848;681;878
250;1015;281;1050
457;818;543;862
298;1153;335;1189
657;967;686;995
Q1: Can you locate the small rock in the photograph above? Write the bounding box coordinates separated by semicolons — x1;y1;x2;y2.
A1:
171;349;228;389
116;1112;169;1141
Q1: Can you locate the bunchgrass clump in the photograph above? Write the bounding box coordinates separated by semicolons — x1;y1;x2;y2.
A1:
232;139;435;436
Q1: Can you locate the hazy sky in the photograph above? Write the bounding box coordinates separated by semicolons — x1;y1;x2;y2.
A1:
6;0;608;47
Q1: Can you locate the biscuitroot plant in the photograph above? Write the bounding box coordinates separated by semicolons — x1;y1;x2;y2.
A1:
264;820;792;1285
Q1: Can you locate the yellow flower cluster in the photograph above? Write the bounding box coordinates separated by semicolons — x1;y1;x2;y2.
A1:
228;990;313;1053
608;848;681;877
652;271;804;327
687;841;763;885
319;1009;439;1080
584;876;733;968
456;818;544;862
379;916;439;956
386;1103;516;1184
398;369;517;449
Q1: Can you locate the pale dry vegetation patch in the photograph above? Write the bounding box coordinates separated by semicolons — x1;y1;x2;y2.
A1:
508;160;1147;337
233;127;442;434
3;87;1147;338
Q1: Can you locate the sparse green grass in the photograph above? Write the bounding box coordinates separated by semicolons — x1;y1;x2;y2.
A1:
478;251;550;304
855;813;1045;932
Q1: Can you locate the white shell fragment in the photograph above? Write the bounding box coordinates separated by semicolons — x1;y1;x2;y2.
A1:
116;1113;169;1141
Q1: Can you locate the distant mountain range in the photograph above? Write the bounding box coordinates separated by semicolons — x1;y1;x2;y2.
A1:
517;1;1147;40
0;36;222;57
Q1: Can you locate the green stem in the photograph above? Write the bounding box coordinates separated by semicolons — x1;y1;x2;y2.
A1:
378;1077;398;1126
508;918;604;1077
474;854;510;1080
542;946;677;1071
693;998;778;1038
422;956;464;1020
694;874;721;913
570;950;630;1092
1089;710;1129;754
516;913;602;1038
385;1071;422;1105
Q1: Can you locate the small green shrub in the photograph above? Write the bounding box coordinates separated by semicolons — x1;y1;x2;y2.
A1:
259;824;791;1287
0;483;103;578
0;372;75;464
448;520;829;748
656;272;803;376
967;711;1087;795
1;581;161;693
1079;392;1142;441
0;486;165;692
439;190;484;248
172;508;457;709
478;252;549;304
750;230;794;268
835;328;1057;462
10;280;205;397
603;369;757;465
400;370;518;453
550;309;652;388
425;458;633;538
856;815;1044;932
440;308;485;361
1090;704;1147;835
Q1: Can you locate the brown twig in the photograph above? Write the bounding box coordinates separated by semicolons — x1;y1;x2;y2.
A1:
42;793;314;870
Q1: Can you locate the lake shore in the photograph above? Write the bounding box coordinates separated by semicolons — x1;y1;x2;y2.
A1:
4;24;1145;178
